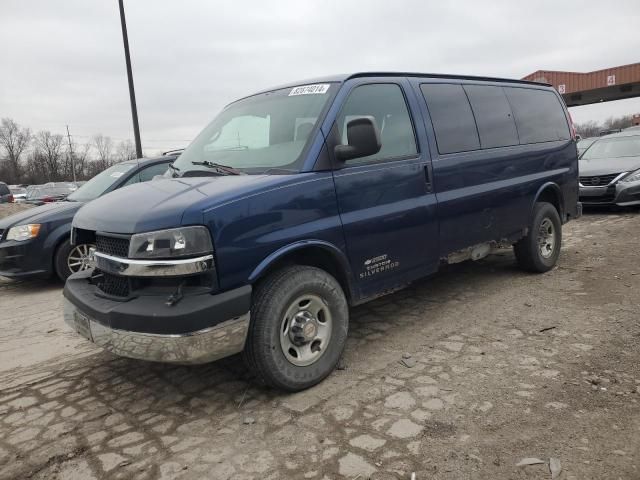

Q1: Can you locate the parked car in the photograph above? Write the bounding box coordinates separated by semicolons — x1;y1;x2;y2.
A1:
0;155;175;281
599;128;623;136
25;185;75;205
44;181;79;191
577;136;597;157
0;182;13;203
9;186;27;203
64;72;580;391
578;130;640;206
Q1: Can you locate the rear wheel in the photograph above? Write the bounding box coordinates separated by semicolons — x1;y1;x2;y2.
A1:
243;265;349;391
54;239;95;282
514;202;562;273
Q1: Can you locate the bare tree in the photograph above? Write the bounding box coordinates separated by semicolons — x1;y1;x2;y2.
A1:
34;130;65;182
603;115;633;131
115;139;136;163
0;118;31;183
575;120;600;138
93;134;114;171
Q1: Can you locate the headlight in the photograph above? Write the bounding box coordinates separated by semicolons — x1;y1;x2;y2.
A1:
621;169;640;183
6;224;41;241
128;226;213;259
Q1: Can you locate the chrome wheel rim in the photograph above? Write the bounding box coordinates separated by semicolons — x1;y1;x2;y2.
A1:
279;294;332;367
67;243;95;273
537;218;555;259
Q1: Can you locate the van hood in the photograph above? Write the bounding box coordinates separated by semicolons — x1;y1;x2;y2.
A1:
0;201;82;230
579;155;640;176
72;175;290;234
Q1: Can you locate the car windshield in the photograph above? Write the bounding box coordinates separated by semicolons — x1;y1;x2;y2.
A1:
67;162;136;202
581;135;640;160
172;83;337;175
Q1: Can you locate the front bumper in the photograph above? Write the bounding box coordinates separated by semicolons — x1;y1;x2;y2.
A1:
579;181;640;206
63;270;251;364
0;239;50;278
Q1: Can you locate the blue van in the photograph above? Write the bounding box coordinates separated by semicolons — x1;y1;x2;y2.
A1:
64;73;580;391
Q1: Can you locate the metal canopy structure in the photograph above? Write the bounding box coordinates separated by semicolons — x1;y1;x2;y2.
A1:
522;62;640;107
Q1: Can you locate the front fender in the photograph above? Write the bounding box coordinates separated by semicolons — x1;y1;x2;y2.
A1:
248;239;353;288
43;222;72;253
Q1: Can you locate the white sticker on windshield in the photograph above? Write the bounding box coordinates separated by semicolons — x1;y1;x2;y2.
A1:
110;172;125;178
289;84;330;96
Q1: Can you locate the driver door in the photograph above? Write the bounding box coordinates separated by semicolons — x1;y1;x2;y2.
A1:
329;80;439;300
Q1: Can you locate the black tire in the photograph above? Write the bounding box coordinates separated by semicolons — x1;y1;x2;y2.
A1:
54;239;93;282
514;202;562;273
243;265;349;391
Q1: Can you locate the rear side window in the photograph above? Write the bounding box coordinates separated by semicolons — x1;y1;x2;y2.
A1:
463;85;519;148
504;87;570;144
420;83;480;154
0;183;9;194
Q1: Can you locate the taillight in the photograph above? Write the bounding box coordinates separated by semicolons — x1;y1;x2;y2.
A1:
8;194;14;203
567;111;577;141
42;196;53;202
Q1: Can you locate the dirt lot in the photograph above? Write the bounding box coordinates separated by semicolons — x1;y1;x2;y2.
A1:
0;204;638;480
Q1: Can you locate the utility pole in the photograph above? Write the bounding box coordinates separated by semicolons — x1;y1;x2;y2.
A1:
66;125;77;183
118;0;142;158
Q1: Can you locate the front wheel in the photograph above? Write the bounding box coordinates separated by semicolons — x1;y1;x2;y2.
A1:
514;202;562;273
243;265;349;391
54;239;95;282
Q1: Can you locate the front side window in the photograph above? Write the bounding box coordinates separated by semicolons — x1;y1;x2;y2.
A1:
421;83;480;155
335;83;417;164
122;162;170;186
173;84;337;175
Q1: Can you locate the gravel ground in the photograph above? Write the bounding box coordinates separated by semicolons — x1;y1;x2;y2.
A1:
0;202;33;217
0;204;638;479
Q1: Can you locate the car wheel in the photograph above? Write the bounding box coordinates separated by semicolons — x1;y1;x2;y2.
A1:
514;202;562;273
243;265;349;391
54;239;95;282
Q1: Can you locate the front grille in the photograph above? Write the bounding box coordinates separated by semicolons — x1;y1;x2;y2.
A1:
579;173;621;187
96;235;130;258
97;272;130;298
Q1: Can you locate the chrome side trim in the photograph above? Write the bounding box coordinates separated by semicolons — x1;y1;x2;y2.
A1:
63;299;249;364
94;251;214;277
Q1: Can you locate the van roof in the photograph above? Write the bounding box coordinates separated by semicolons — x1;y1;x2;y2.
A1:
243;72;551;101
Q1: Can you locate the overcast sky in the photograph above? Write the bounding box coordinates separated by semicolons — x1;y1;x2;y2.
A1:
1;0;639;154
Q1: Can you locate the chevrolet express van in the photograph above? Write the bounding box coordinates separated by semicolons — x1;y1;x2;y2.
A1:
64;73;580;391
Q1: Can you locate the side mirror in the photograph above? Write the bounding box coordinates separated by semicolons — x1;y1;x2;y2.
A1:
334;117;381;162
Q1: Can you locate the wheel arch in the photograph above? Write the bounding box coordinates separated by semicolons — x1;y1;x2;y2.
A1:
46;226;72;273
532;182;565;222
248;241;355;303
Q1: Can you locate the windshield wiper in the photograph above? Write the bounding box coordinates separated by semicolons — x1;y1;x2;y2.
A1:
191;161;244;175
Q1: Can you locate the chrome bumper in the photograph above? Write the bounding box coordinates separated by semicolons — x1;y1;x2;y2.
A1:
63;298;249;364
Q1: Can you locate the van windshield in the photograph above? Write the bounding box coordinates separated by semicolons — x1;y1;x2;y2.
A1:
172;83;336;175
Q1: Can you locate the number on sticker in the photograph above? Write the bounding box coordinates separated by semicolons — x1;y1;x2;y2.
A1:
289;84;330;96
